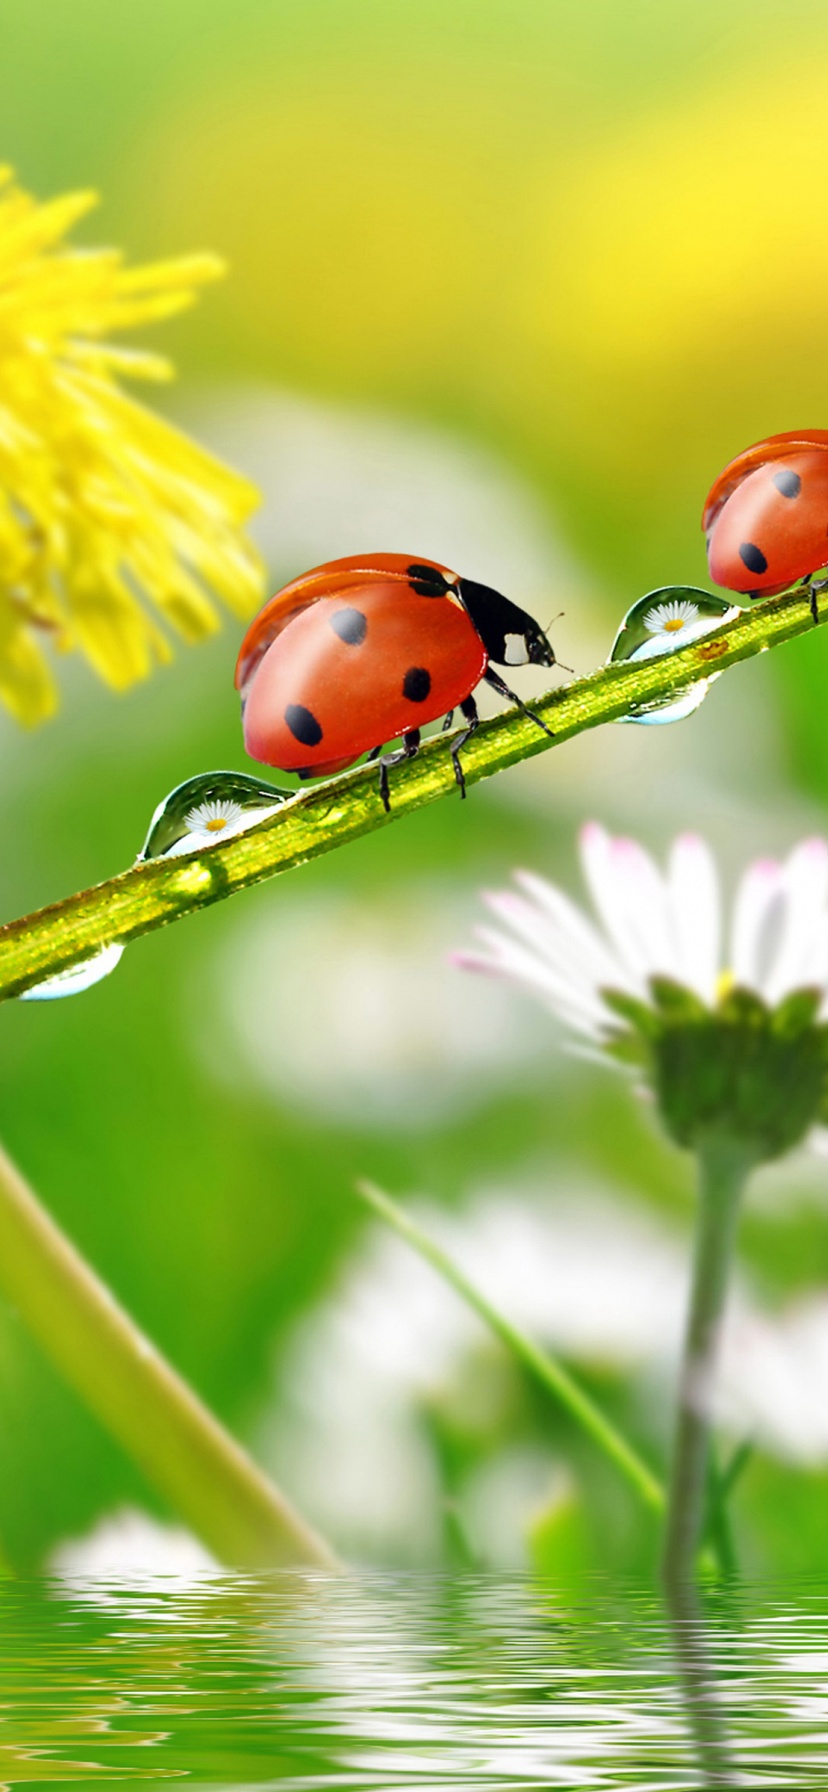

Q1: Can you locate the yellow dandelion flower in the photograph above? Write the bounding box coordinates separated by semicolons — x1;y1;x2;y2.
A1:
0;167;264;724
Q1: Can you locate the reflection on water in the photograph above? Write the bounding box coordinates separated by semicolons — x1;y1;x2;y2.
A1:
2;1574;828;1786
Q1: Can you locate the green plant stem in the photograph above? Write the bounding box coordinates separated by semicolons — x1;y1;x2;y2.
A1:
662;1139;752;1589
0;1138;339;1571
0;585;822;1000
357;1180;665;1515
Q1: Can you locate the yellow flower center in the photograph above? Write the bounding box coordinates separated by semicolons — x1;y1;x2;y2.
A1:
715;968;736;1002
663;617;686;632
206;816;228;832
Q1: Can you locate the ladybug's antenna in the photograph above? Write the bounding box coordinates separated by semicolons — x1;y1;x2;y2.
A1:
543;611;574;676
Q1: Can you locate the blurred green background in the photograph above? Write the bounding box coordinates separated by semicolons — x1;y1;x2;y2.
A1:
2;0;828;1576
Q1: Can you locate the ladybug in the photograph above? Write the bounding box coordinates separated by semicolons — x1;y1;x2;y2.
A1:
235;553;556;809
703;429;828;621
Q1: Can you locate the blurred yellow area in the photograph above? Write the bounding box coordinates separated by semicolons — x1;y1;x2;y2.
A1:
138;34;828;582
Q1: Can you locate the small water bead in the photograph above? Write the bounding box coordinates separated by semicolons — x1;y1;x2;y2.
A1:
20;943;125;1002
139;771;290;861
609;586;743;725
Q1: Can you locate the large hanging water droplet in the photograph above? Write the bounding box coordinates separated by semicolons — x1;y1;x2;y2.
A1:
609;586;742;725
139;771;290;861
20;943;125;1002
20;772;290;1004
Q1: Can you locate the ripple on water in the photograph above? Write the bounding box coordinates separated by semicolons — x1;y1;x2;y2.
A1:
2;1575;828;1787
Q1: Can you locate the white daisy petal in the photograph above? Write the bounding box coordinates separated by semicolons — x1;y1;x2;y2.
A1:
488;882;630;1011
456;955;605;1041
763;839;828;1003
580;824;678;982
471;914;610;1034
512;870;630;992
730;857;783;993
667;834;720;1003
578;824;648;980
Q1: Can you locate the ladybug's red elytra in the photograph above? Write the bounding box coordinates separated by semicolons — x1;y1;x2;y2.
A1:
235;553;556;809
703;430;828;619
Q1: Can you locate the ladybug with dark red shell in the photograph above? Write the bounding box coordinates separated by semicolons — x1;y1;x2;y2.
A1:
235;553;556;809
703;429;828;620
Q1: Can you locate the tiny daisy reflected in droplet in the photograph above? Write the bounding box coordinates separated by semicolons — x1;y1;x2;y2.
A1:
642;597;701;639
139;772;290;861
609;586;743;725
184;799;244;839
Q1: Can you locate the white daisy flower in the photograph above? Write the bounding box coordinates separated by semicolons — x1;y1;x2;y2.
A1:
456;825;828;1039
455;826;828;1163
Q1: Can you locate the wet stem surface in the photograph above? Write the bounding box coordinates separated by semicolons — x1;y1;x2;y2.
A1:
0;583;822;1002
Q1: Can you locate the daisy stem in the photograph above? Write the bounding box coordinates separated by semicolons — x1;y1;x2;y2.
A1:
662;1137;752;1588
357;1180;665;1515
0;1137;340;1571
0;583;822;1000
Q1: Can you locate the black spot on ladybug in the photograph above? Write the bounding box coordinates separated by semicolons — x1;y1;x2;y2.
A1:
330;606;367;645
407;563;450;597
738;541;768;575
403;666;431;702
285;703;323;747
773;468;802;499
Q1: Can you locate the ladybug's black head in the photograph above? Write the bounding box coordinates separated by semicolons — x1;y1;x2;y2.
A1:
458;578;556;669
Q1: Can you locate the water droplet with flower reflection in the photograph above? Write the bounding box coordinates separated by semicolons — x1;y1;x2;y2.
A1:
139;771;289;861
21;772;290;1003
609;586;742;724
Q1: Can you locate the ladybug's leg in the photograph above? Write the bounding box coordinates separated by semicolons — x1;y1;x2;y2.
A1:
805;573;828;626
448;696;480;800
441;710;455;731
378;729;421;815
483;667;555;739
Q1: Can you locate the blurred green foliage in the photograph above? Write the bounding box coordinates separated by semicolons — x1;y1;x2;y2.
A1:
1;0;828;1576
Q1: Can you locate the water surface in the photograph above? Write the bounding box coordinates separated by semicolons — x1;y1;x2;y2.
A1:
3;1574;828;1787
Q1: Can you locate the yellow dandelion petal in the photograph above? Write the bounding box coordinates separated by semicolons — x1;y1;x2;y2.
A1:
0;170;264;720
67;342;175;383
67;559;172;690
0;593;58;725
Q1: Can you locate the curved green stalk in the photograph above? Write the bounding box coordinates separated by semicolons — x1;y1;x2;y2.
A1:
662;1138;752;1588
357;1180;665;1514
0;585;820;1001
0;1139;339;1571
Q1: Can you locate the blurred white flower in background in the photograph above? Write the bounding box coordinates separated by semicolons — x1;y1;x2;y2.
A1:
48;1506;217;1593
202;883;554;1127
258;1182;828;1566
193;388;582;628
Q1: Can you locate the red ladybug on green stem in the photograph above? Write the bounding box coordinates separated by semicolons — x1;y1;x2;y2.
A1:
703;429;828;622
235;553;556;810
